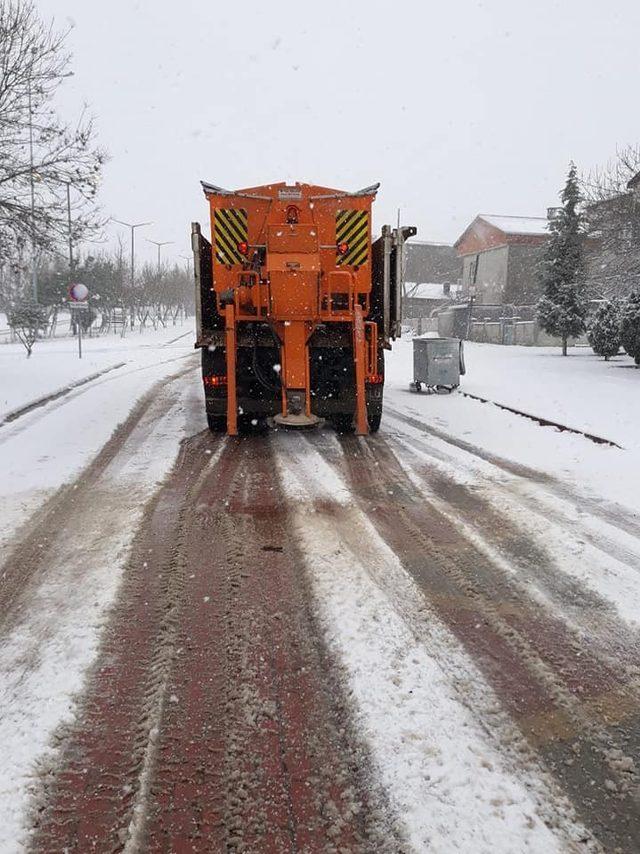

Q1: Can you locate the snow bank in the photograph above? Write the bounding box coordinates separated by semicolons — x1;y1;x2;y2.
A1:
0;322;192;418
385;339;640;513
0;327;197;564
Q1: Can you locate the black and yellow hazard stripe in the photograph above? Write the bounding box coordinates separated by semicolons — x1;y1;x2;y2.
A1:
336;209;369;267
214;208;248;265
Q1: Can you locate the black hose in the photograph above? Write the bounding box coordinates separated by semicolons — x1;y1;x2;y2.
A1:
252;333;281;392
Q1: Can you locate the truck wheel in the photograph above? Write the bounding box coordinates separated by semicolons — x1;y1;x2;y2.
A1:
331;414;355;434
207;413;227;432
238;415;267;434
366;399;383;433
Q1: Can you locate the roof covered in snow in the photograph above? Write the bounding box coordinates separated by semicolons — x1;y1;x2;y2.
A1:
479;215;549;236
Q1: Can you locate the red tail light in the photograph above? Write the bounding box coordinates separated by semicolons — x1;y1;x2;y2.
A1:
237;241;248;255
204;374;228;387
337;241;349;255
367;373;384;384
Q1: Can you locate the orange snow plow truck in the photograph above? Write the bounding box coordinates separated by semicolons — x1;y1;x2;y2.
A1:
192;181;416;435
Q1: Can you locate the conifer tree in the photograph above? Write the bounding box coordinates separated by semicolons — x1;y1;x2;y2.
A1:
587;300;621;360
620;290;640;366
537;163;588;355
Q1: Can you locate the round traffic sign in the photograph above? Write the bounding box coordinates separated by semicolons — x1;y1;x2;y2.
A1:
69;282;89;302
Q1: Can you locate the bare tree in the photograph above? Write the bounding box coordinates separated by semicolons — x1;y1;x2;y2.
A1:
0;0;106;269
582;144;640;202
581;144;640;297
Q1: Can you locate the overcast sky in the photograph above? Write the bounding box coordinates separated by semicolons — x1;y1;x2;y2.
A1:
38;0;640;266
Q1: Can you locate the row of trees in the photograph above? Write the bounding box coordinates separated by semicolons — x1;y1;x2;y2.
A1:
0;0;104;282
0;1;192;356
2;250;193;356
536;161;640;364
36;250;193;330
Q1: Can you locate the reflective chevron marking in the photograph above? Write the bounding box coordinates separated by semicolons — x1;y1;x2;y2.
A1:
336;209;369;267
214;208;248;265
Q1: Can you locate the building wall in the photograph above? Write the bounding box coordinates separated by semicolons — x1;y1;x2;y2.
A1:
460;244;545;305
404;243;462;284
504;243;545;304
462;246;509;304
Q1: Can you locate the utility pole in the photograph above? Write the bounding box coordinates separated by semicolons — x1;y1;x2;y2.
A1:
111;218;152;288
66;182;74;275
178;254;192;276
147;239;174;273
28;73;37;302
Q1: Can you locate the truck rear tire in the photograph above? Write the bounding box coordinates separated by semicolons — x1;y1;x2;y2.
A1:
366;399;383;433
207;413;227;432
331;414;355;434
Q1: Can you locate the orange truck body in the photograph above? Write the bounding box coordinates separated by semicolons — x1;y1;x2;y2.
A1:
192;181;415;434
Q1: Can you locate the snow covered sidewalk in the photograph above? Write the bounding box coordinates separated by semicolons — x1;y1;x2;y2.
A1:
0;322;193;418
385;339;640;514
458;342;639;450
0;324;198;563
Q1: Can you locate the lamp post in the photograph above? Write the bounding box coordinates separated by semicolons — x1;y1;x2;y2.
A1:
66;181;74;275
27;73;37;301
147;239;174;273
178;254;192;276
111;218;152;288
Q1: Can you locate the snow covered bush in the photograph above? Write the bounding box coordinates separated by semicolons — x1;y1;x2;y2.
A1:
620;290;640;366
8;300;48;358
587;300;621;360
537;163;588;355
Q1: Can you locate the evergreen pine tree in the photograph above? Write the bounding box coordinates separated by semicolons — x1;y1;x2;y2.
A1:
537;163;588;355
620;290;640;366
587;300;621;360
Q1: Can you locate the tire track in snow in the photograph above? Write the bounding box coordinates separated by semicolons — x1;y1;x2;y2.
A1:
385;409;640;577
0;362;195;627
386;406;640;542
315;428;640;852
0;373;194;854
388;428;640;649
272;429;597;854
32;434;403;853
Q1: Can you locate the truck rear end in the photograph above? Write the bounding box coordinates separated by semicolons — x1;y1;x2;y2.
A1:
192;181;415;435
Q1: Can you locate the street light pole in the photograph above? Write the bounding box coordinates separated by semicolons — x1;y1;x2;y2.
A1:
111;218;152;288
147;239;174;273
27;74;37;302
66;182;73;275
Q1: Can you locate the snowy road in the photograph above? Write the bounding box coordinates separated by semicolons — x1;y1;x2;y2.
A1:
1;341;640;852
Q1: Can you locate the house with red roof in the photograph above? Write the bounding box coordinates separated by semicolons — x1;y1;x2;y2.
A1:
454;213;551;305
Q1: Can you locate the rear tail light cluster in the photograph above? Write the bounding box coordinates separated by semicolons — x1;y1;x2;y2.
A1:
203;374;227;387
337;241;349;255
237;241;248;256
367;373;384;384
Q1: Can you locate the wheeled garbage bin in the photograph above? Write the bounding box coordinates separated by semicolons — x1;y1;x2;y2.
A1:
410;336;465;393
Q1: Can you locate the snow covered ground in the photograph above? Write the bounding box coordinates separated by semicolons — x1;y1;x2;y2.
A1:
0;325;200;850
0;321;193;417
276;438;593;852
385;339;640;513
458;342;638;449
0;324;197;563
1;331;639;851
